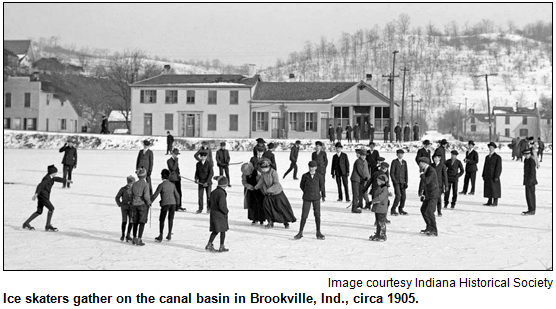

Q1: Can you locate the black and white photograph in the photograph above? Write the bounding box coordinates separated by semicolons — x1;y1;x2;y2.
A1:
3;2;552;276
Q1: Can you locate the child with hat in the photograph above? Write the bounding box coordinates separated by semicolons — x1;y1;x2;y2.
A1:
168;148;185;211
22;165;70;231
241;163;265;225
370;162;391;241
216;142;231;187
195;150;214;214
295;160;326;240
115;175;135;241
151;169;180;242
131;167;152;246
206;176;230;252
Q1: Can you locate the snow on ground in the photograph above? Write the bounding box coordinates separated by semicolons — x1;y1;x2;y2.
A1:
3;147;552;270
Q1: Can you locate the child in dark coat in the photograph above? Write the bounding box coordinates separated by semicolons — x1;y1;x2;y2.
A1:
23;164;69;231
151;169;180;242
115;175;135;242
294;161;326;240
206;176;230;253
371;163;391;241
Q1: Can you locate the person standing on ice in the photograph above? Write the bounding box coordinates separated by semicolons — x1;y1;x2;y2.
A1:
263;142;277;171
482;142;502;207
206;176;230;253
58;138;77;188
216;142;231;187
537;137;545;163
415;140;432;166
413;122;420;141
460;140;479;195
369;123;375;143
350;149;369;213
417;157;439;236
166;131;174;155
328;124;335;143
151;169;180;242
521;149;537;216
394;122;402;143
194;141;214;166
22;164;70;232
115;175;135;242
195;150;213;214
294;160;325;240
255;158;296;229
444;150;464;209
336;123;343;143
136;140;154;195
434;139;449;166
241;162;265;225
331;142;350;202
283;140;300;180
370;164;391;242
390;149;408;216
403;123;411;142
431;154;448;217
353;123;360;143
311;141;328;201
131;167;151;246
167;148;185;211
345;122;353;143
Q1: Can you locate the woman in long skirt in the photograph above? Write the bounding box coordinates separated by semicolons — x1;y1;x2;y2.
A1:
241;163;265;225
255;158;296;228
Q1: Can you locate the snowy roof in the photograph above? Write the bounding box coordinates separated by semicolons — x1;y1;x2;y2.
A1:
469;113;492;123
4;40;32;56
253;82;357;101
108;111;130;122
131;74;260;87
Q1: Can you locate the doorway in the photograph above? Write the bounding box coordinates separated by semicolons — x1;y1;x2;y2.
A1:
144;114;152;135
179;113;200;137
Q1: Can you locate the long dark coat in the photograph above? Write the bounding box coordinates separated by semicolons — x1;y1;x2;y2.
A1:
403;126;411;141
415;148;431;165
482;152;502;198
311;150;328;175
523;157;537;186
59;145;77;166
209;187;229;232
353;125;360;139
328;127;335;140
464;149;479;172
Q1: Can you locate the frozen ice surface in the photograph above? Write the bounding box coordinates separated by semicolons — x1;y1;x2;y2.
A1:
3;148;552;270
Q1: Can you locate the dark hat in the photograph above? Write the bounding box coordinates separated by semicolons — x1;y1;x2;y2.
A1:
136;167;147;177
258;159;270;168
315;141;323;146
213;176;228;187
198;150;208;156
439;139;448;145
377;156;385;162
380;162;390;169
451;150;459;155
335;142;343;148
369;141;375;146
468;140;475;146
256;138;266;143
308;160;318;167
255;146;265;153
423;140;431;145
47;165;58;174
172;148;180;155
267;142;275;149
201;140;208;145
295;140;301;144
142;140;151;146
487;142;497;148
522;149;532;155
220;142;226;146
126;175;135;183
528;136;534;141
418;157;431;164
357;149;366;155
396;149;404;154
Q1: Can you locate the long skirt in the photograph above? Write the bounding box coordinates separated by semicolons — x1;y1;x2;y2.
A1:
263;191;297;223
246;189;266;223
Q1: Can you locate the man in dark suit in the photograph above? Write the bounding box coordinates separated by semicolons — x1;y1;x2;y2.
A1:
216;142;231;187
166;131;174;155
345;123;353;143
366;142;380;175
434;139;448;166
369;123;375;143
312;141;328;201
403;123;411;142
415;140;432;166
59;138;77;188
383;124;390;142
331;142;350;202
328;124;335;142
521;149;537;215
252;138;267;157
444;150;464;208
353;123;360;143
335;123;343;143
136;140;154;195
390;149;408;215
195;151;213;214
295;161;326;240
417;157;440;236
101;115;109;134
460;140;479;195
537;137;545;162
413;122;420;141
283;140;300;180
350;149;369;213
482;142;502;206
431;154;448;216
394;122;402;143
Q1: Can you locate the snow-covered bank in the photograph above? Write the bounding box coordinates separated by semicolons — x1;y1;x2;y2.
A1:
3;130;551;154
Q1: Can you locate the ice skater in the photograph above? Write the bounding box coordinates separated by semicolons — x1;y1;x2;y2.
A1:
444;150;464;209
115;175;135;242
131;168;151;246
283;140;300;180
460;140;479;195
350;149;369;213
346;122;353;143
136;140;154;195
195;150;213;214
521;149;537;215
431;154;448;217
331;142;350;202
417;157;439;236
194;141;214;166
255;159;296;229
216;142;231;187
166;131;174;155
482;142;502;206
23;164;70;231
295;160;325;240
205;176;230;253
241;162;265;225
390;149;408;216
263;142;277;171
311;141;328;201
151;169;180;242
370;164;391;241
434;139;448;166
59;138;77;188
167;148;185;211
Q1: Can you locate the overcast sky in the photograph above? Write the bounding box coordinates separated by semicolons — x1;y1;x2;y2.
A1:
4;3;552;67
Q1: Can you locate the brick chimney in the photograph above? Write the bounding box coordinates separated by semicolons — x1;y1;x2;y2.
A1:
163;65;171;74
289;73;295;82
365;73;372;83
515;101;519;112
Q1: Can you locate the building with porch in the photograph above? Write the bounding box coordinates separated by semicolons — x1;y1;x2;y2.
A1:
493;104;540;141
130;72;259;137
249;80;397;140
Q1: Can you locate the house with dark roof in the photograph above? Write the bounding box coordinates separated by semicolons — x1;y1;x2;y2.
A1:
130;66;260;137
3;74;85;132
539;111;552;142
493;103;541;141
250;78;396;140
4;40;35;69
462;109;493;142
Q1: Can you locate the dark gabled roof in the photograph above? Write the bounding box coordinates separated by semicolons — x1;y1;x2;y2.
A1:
4;48;17;58
4;40;32;55
493;106;514;113
253;82;357;101
132;74;260;86
469;113;492;123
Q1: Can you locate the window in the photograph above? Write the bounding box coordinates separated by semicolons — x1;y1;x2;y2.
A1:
140;90;157;103
24;93;31;107
208;90;217;104
289;112;299;131
165;114;174;130
25;118;36;130
305;112;317;132
470;125;476;132
519;128;528;137
46;94;50;105
252;112;269;131
230;91;239;105
60;119;67;130
548;119;552;125
208;114;217;131
229;114;238;131
5;93;11;108
46;118;49;131
374;106;390;130
505;128;510;137
165;90;178;104
471;117;476;124
522;116;527;125
4;118;10;129
505;116;510;124
186;90;195;104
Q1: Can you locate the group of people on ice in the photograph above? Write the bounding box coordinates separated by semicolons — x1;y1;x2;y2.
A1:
328;122;421;144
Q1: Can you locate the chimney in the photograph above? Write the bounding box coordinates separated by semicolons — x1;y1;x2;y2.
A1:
163;65;171;74
289;73;295;82
534;102;537;110
31;72;40;81
365;73;372;83
515;101;518;112
469;108;475;115
248;64;256;77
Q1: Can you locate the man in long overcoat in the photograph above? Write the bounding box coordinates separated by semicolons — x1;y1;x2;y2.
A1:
413;122;420;141
394;123;402;143
328;124;335;142
403;123;411;142
482;142;502;206
353;123;360;143
335;123;343;143
521;149;537;215
331;142;350;202
136;140;154;195
369;123;375;143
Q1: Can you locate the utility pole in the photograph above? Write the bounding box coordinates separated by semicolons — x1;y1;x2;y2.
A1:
473;73;498;141
382;50;399;142
456;103;462;140
464;97;467;135
400;67;409;126
409;94;415;125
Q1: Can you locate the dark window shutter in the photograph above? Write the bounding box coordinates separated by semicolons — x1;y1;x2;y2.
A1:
298;112;305;132
264;112;269;131
284;111;289;132
140;90;144;103
312;112;318;131
252;112;256;131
